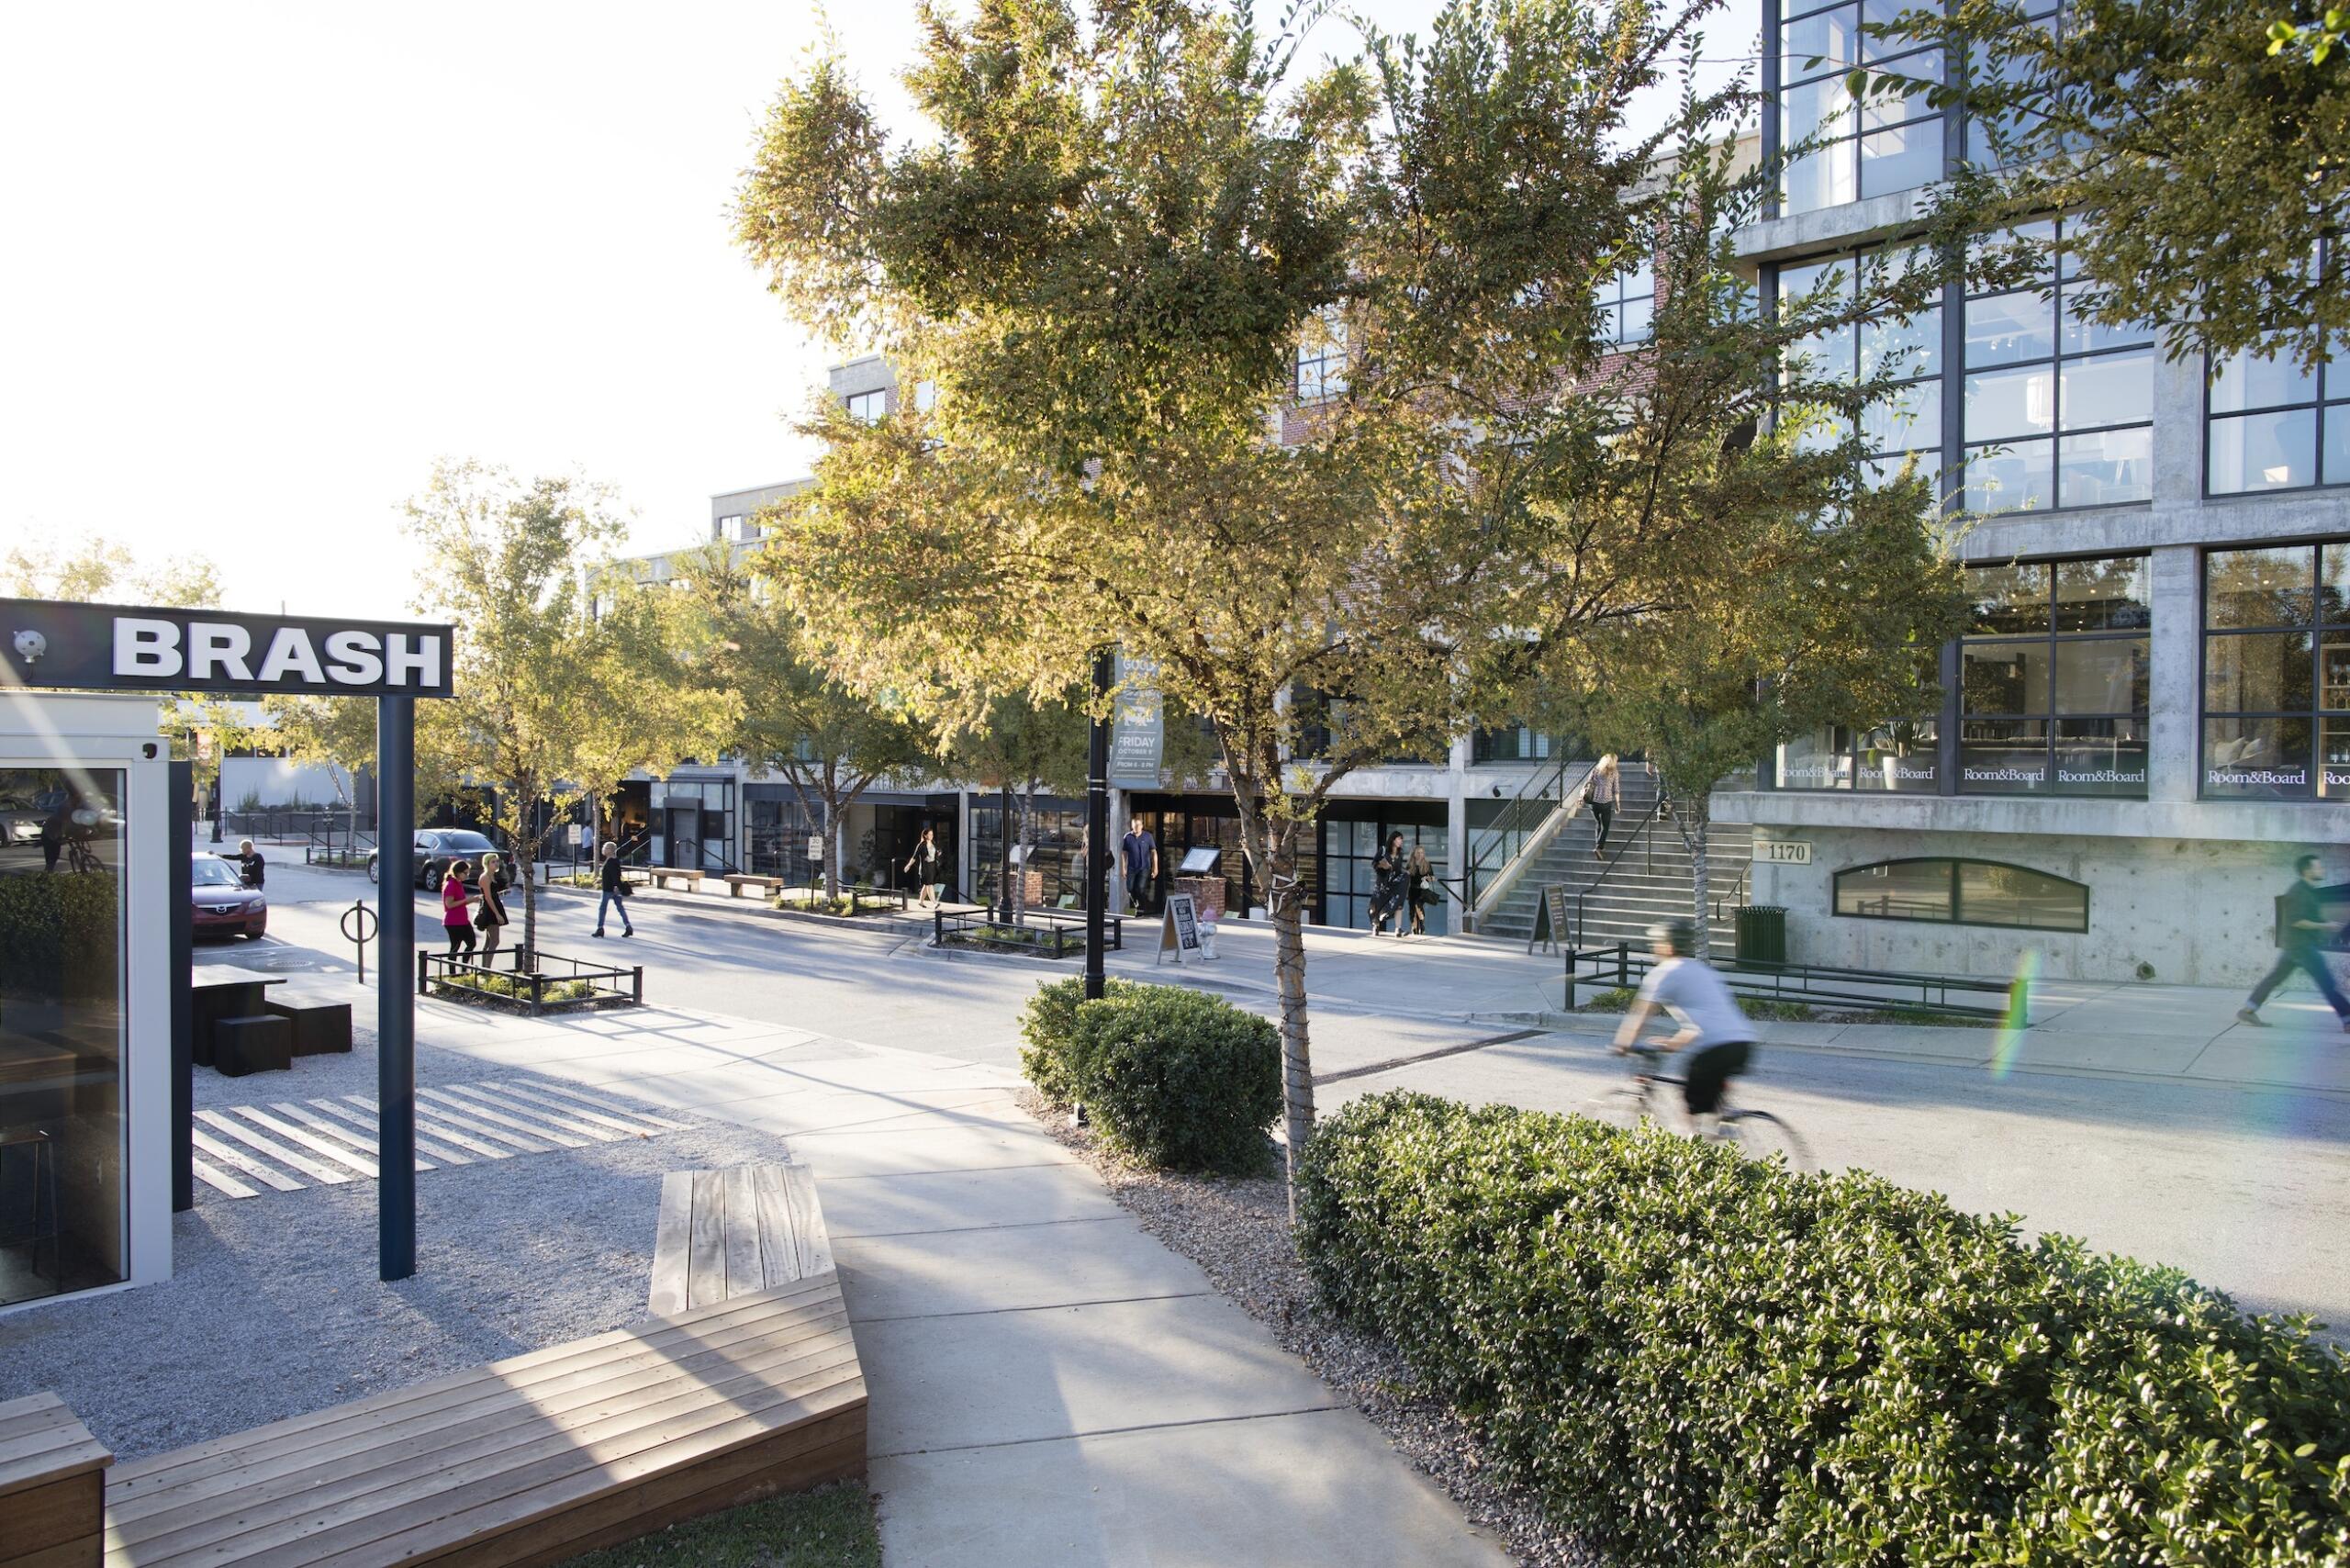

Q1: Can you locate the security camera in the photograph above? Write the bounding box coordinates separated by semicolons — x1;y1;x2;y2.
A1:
1491;784;1504;798
11;629;46;665
141;743;160;760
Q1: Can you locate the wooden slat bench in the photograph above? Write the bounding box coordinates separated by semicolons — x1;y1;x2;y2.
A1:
100;1277;865;1567
1;1391;112;1568
650;1164;833;1317
720;874;787;900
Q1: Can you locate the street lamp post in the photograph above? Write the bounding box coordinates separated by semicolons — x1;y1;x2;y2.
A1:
1083;648;1113;1000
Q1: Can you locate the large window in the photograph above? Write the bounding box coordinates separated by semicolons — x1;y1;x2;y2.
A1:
1960;555;2150;795
843;389;887;423
1595;258;1655;346
1295;309;1348;401
1779;0;1945;214
2208;263;2348;494
2201;542;2350;800
1962;218;2153;513
1780;245;1943;487
1834;857;2088;932
1774;719;1940;790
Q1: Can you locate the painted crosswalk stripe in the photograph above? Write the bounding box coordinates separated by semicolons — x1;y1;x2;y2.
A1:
340;1096;519;1160
515;1079;691;1132
417;1087;586;1148
443;1083;622;1143
491;1081;680;1135
229;1105;390;1178
273;1101;466;1169
194;1109;355;1185
190;1158;257;1199
396;1092;556;1153
189;1129;303;1192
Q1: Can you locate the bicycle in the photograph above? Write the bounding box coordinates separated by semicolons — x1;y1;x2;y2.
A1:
1583;1043;1813;1172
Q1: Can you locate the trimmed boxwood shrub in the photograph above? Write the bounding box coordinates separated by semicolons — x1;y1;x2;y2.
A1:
1298;1092;2350;1565
0;871;118;1000
1020;978;1281;1174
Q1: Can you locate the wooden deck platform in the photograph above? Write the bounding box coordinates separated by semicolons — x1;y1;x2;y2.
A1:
0;1390;113;1568
101;1275;866;1567
649;1164;834;1317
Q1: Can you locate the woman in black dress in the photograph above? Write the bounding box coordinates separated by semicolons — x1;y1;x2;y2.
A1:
1370;831;1408;935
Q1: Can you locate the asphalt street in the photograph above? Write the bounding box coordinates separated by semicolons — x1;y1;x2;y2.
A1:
219;855;2350;1331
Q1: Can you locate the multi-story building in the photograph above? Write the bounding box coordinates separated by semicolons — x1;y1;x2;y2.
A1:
1710;1;2349;984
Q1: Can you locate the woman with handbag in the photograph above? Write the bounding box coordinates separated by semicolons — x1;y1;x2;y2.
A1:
1589;755;1621;852
476;851;510;962
1403;845;1436;937
1370;831;1408;935
594;840;634;938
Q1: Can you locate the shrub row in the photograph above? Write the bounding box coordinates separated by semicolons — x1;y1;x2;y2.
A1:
1020;978;1281;1174
1297;1092;2350;1565
0;871;118;1001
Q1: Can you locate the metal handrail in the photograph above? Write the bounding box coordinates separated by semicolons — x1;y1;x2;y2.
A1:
1463;751;1579;907
1561;942;2017;1019
1572;784;1666;947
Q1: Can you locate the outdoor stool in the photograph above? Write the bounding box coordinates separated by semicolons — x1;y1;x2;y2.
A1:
213;1014;292;1077
0;1127;59;1285
264;997;352;1056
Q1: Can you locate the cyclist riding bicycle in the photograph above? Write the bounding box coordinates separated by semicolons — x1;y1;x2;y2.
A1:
1611;918;1756;1126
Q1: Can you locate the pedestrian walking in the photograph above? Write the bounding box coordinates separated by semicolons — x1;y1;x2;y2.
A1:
1370;831;1408;935
2237;854;2349;1032
1121;820;1159;915
442;860;477;958
1589;754;1620;852
1403;844;1436;938
902;825;945;909
476;850;510;963
593;840;634;938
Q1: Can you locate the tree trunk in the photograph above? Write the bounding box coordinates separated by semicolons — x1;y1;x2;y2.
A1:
1687;799;1710;958
1012;780;1036;926
1266;828;1315;1218
826;799;844;900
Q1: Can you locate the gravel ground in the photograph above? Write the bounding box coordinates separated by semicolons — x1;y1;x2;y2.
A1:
2;1028;798;1462
1014;1088;1607;1568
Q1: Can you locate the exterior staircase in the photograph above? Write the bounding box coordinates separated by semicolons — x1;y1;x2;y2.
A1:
1481;767;1754;958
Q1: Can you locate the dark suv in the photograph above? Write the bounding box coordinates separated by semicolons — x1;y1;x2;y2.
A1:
367;829;510;890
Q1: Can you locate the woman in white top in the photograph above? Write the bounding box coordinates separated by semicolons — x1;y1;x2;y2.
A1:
1588;754;1620;851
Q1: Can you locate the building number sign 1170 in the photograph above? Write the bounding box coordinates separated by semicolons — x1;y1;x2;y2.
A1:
1757;839;1813;865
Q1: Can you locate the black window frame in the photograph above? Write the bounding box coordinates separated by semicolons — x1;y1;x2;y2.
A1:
2198;537;2350;802
1833;855;2089;933
1776;0;1948;217
1595;256;1657;347
842;389;888;423
2202;241;2348;498
1958;551;2152;799
1294;309;1348;402
1776;242;1946;484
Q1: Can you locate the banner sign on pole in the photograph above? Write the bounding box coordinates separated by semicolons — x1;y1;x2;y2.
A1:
1107;651;1166;790
0;599;456;699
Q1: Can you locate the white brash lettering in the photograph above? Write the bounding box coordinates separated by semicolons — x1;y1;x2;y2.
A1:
323;630;383;686
186;622;255;682
255;626;327;685
382;632;442;689
115;618;184;678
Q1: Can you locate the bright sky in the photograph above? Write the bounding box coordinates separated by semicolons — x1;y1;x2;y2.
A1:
0;2;1751;623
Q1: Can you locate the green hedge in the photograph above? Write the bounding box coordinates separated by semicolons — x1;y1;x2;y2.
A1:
1297;1092;2350;1565
1020;978;1281;1174
0;872;119;1000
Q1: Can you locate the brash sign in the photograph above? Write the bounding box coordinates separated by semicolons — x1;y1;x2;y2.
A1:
0;599;456;699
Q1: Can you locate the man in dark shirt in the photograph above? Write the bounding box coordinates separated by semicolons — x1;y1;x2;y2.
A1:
1120;823;1158;914
2238;854;2349;1031
235;839;266;889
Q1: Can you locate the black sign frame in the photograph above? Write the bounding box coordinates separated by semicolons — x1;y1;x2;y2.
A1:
0;599;456;699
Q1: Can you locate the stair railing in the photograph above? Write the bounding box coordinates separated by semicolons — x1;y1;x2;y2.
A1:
1464;752;1591;933
1572;788;1665;948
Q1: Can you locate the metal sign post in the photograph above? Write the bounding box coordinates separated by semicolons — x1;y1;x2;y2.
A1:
376;697;417;1281
341;900;379;984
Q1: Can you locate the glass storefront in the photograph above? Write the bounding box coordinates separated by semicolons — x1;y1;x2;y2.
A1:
745;788;819;882
1775;720;1940;791
2202;541;2350;799
652;778;735;872
1960;555;2150;795
1319;803;1449;935
0;768;128;1307
972;799;1085;909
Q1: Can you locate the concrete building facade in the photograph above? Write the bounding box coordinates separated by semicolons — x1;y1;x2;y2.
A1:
1716;1;2350;984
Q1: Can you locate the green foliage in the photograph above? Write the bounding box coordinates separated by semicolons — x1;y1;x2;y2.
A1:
1298;1092;2350;1565
1885;0;2349;369
555;1480;878;1568
1018;975;1142;1103
432;974;597;1004
0;871;118;1000
4;539;219;607
1068;986;1282;1173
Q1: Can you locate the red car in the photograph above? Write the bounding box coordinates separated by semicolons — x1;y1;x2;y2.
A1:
191;854;267;941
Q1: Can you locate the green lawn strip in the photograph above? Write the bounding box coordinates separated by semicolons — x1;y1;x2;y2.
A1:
555;1482;879;1568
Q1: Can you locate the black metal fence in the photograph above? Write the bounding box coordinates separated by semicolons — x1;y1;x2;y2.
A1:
416;946;643;1014
933;907;1125;959
1562;944;2018;1020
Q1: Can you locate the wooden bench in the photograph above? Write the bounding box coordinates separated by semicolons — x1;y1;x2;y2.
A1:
642;869;701;893
720;874;786;900
0;1390;112;1568
650;1165;834;1316
100;1278;865;1567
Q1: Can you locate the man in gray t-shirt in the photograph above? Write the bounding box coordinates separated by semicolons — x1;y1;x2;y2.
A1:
1613;919;1755;1119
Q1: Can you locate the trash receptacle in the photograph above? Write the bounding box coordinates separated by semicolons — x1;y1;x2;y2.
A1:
1735;905;1786;967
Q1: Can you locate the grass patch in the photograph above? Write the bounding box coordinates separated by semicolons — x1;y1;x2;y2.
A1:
943;922;1078;957
1573;986;1975;1026
775;889;902;918
432;975;596;1002
556;1482;878;1568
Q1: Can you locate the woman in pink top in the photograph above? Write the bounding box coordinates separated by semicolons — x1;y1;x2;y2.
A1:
442;860;477;958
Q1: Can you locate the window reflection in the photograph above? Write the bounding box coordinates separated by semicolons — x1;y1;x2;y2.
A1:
2203;543;2350;800
0;768;128;1307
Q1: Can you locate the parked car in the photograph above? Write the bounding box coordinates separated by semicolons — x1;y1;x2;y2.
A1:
366;829;510;890
191;854;267;940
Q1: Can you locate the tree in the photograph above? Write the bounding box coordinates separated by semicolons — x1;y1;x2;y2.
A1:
260;694;376;854
733;0;1935;1204
1873;0;2348;370
668;543;932;899
4;540;221;608
570;568;740;868
406;460;710;963
943;690;1091;923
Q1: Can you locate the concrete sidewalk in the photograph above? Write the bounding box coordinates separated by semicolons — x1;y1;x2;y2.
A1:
405;997;1508;1568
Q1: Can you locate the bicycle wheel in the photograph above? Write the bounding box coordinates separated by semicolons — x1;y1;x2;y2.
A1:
1718;1110;1813;1172
1580;1085;1660;1133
